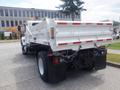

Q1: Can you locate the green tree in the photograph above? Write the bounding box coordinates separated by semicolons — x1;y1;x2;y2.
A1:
58;0;86;21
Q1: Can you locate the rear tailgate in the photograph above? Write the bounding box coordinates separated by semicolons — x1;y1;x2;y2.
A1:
53;21;112;51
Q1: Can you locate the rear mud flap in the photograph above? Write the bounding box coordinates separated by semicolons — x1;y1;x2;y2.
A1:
94;49;107;70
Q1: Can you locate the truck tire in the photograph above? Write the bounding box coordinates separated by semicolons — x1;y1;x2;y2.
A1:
22;45;28;55
83;58;95;71
37;51;66;83
84;63;94;70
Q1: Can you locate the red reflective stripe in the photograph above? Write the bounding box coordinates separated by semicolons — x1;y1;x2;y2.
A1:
73;41;81;44
97;39;103;42
72;23;81;25
97;23;103;25
57;22;67;25
106;23;112;25
106;38;112;41
58;41;81;46
86;40;93;43
58;43;68;46
57;22;112;26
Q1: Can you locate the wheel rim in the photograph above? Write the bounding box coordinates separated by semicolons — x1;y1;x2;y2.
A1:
38;57;44;75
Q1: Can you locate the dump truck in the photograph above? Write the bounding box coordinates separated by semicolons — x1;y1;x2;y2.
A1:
18;18;113;83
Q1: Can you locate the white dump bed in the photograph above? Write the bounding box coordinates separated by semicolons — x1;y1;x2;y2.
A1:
25;19;113;51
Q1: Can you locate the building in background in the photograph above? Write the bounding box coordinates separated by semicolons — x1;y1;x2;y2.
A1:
0;6;81;31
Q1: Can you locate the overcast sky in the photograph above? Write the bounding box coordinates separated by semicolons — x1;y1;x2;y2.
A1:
0;0;120;21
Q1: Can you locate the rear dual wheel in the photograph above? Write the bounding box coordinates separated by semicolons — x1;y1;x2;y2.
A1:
84;63;94;70
37;52;48;82
37;51;66;83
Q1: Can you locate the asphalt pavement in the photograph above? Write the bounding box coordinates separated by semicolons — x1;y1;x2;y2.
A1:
0;42;120;90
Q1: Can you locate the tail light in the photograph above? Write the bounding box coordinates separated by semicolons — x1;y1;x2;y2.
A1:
52;57;60;64
48;53;60;65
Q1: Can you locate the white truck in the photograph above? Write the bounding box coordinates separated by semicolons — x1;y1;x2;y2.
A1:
18;18;113;83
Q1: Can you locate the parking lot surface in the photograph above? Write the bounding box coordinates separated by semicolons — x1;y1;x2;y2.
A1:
0;42;120;90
